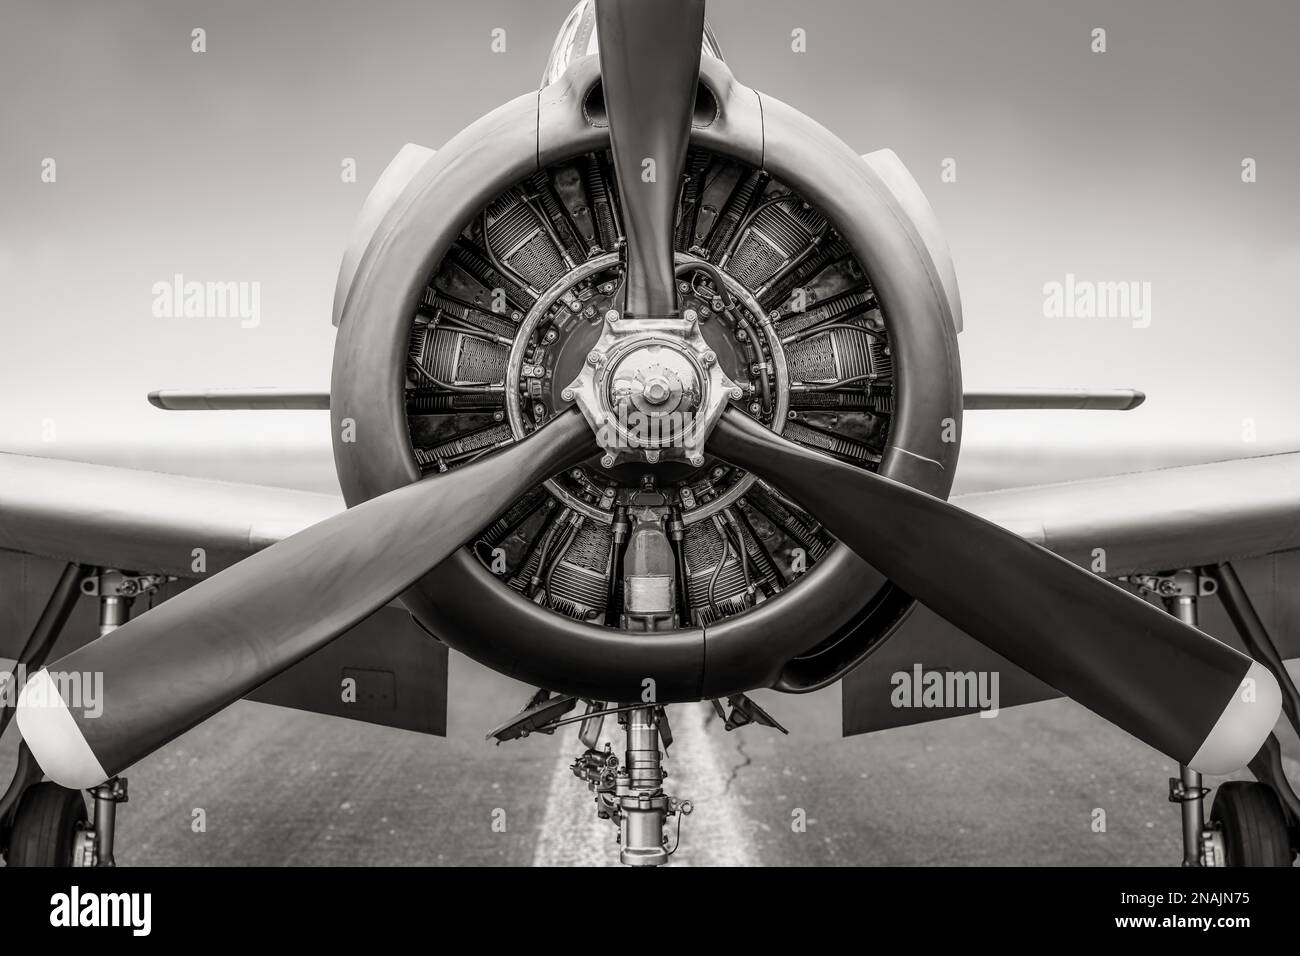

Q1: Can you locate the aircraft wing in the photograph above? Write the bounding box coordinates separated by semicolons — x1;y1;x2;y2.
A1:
843;450;1300;735
0;453;446;736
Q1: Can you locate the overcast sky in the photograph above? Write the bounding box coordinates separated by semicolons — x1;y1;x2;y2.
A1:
2;0;1297;493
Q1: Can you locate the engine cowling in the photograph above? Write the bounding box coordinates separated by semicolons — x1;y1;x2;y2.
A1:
330;46;962;704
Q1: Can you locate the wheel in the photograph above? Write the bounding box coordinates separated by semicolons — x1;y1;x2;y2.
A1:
5;782;88;867
1208;781;1293;867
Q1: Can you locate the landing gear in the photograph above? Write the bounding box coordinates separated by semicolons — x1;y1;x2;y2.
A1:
5;783;88;867
571;705;692;867
1132;565;1300;867
0;565;162;867
78;777;129;867
495;687;789;865
3;771;128;869
489;691;695;865
1207;782;1292;867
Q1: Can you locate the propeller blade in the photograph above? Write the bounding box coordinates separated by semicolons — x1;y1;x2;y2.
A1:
17;409;595;787
595;0;705;317
709;408;1280;773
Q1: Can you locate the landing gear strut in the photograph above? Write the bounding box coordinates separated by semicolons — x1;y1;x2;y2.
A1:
571;705;691;866
1132;565;1300;866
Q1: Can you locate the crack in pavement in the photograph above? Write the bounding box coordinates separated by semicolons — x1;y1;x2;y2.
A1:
724;728;753;792
704;701;755;793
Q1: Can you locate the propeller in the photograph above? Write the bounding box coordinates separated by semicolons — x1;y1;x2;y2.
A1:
709;408;1281;774
17;409;595;787
22;0;1270;799
595;0;705;318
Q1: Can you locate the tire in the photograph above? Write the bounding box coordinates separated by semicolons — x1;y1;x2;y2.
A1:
5;783;88;867
1209;781;1293;867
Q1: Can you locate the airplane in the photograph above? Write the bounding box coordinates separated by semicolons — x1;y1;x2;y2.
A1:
1;0;1298;869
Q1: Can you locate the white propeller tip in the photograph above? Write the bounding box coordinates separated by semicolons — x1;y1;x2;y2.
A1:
15;668;108;789
1189;661;1283;775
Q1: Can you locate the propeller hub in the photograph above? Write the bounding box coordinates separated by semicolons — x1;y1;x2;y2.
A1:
564;313;739;467
611;350;697;419
643;378;670;406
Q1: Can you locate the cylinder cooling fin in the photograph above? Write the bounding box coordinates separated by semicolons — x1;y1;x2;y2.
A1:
402;146;898;631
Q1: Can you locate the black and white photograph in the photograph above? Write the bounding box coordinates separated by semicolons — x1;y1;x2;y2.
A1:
0;0;1296;934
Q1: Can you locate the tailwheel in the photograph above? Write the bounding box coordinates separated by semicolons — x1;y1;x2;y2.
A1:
1206;781;1294;867
4;782;88;867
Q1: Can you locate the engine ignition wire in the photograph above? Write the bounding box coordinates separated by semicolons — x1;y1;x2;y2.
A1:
707;523;732;620
791;372;878;392
541;518;582;607
781;321;878;346
408;359;504;395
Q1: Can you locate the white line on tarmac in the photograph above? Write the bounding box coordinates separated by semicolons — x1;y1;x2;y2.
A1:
531;702;759;867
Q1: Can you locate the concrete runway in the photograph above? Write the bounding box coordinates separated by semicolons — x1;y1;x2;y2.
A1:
2;654;1297;867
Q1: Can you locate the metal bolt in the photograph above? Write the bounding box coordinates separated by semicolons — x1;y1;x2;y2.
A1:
568;300;582;312
729;386;744;400
749;401;761;413
561;387;575;402
701;349;717;366
587;349;604;366
678;281;691;294
493;410;504;421
683;308;698;323
604;309;620;322
600;453;617;469
711;296;724;311
689;454;705;468
644;449;660;464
